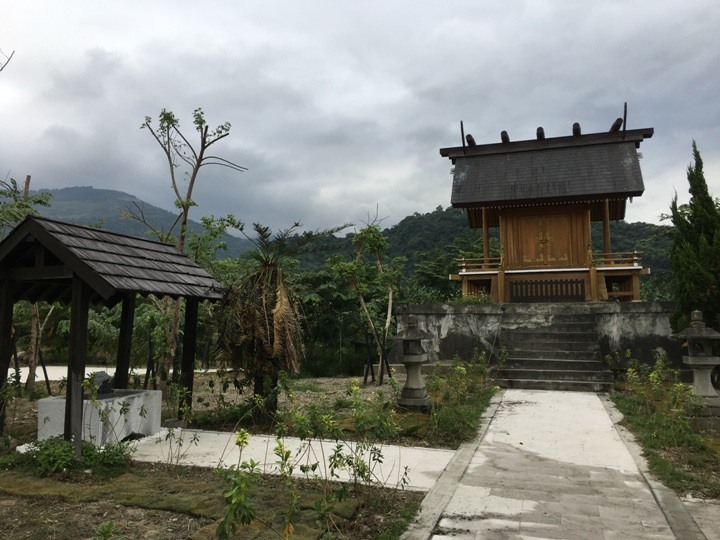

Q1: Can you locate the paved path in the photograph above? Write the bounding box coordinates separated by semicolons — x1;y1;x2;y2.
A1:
132;429;456;492
404;389;711;539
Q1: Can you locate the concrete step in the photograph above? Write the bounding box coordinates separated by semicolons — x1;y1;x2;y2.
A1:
500;321;597;333
501;358;604;371
495;310;608;392
495;378;614;392
505;341;599;353
496;368;613;382
505;349;599;361
500;330;598;343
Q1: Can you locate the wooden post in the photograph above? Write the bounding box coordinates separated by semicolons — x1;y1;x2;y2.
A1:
114;294;136;389
0;280;15;433
498;269;506;303
64;276;89;458
482;207;490;266
632;274;641;301
179;297;199;417
589;267;598;301
603;199;612;255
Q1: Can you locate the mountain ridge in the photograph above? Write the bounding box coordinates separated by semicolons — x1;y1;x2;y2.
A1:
30;186;672;276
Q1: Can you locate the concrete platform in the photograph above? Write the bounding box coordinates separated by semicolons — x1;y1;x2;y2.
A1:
132;429;455;492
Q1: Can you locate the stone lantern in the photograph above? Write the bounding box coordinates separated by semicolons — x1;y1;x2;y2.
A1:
672;310;720;401
395;315;433;411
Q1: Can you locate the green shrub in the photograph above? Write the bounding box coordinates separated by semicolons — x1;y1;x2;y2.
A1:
4;437;133;477
612;351;720;498
425;359;498;446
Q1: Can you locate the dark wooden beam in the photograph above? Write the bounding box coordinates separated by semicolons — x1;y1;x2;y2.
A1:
114;294;136;389
179;298;199;417
0;265;71;280
0;280;15;433
64;276;89;458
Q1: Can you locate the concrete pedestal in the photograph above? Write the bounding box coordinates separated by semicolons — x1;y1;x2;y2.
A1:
683;355;720;398
38;390;162;445
398;353;431;410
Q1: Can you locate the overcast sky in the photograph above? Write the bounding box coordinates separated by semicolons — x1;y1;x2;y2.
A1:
2;1;719;233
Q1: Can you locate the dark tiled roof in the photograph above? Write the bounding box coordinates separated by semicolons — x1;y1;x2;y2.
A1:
0;216;223;305
441;128;653;208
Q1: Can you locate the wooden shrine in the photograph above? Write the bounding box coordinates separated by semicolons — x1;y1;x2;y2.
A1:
440;120;654;302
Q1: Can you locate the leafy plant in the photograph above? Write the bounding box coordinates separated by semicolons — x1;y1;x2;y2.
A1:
612;351;720;497
92;521;126;540
6;437;132;477
216;430;261;539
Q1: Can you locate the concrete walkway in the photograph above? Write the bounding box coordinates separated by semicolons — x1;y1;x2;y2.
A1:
132;429;455;492
404;389;713;539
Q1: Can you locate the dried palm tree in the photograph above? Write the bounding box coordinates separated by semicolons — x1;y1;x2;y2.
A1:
217;222;346;419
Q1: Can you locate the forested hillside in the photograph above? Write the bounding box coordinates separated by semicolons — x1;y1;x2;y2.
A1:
34;186;253;256
28;186;672;283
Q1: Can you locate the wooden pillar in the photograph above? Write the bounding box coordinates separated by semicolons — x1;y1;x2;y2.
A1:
0;280;15;434
482;207;490;266
64;276;89;458
498;269;506;303
114;294;136;389
179;297;199;417
632;274;641;301
589;267;598;301
603;199;612;255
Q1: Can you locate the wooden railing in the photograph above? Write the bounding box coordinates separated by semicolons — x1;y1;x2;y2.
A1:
592;251;643;267
457;252;642;273
456;257;503;272
510;278;585;302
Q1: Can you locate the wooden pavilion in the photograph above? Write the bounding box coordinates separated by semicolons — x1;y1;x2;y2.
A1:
0;216;223;454
440;121;654;302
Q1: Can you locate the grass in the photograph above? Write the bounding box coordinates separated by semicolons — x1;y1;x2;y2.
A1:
187;363;499;450
611;355;720;499
0;462;423;539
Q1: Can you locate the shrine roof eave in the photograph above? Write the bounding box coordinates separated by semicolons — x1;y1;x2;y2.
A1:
451;191;642;210
439;127;654;162
459;197;630;228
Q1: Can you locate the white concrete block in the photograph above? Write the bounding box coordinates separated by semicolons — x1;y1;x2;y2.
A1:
38;390;162;445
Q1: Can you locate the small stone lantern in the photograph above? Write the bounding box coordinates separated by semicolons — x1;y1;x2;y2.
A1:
672;310;720;400
395;315;433;411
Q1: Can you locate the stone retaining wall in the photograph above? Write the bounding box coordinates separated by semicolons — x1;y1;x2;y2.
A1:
395;302;682;368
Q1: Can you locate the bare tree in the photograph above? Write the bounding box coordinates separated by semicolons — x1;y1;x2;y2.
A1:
137;108;246;251
129;108;246;382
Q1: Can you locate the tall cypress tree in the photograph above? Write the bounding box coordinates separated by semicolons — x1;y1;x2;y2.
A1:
669;142;720;331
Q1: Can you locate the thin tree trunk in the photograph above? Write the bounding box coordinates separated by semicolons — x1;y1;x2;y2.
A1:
25;303;39;394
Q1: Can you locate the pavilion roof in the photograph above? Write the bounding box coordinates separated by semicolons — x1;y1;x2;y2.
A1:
0;216;223;306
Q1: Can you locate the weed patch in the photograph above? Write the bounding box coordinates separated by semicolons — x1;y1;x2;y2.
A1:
611;351;720;498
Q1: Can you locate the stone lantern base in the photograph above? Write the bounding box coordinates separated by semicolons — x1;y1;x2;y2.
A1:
398;354;431;411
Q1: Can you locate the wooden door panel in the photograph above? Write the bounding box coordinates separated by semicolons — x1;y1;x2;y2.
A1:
515;214;571;268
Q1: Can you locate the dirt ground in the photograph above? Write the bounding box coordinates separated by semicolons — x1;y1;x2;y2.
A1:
1;370;421;539
0;494;214;540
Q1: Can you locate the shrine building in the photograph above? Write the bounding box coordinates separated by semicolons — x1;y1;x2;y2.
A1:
440;120;654;302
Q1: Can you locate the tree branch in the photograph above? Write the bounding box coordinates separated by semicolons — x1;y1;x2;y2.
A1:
0;50;15;73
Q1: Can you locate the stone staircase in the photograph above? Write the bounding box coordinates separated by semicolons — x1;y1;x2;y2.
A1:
493;305;613;392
